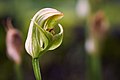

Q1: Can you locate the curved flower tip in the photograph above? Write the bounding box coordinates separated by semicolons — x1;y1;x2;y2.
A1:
25;8;64;58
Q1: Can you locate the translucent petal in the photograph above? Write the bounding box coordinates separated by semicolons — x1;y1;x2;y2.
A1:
25;24;43;58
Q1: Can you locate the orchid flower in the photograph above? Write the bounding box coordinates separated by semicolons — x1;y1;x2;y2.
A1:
25;8;64;58
25;8;64;80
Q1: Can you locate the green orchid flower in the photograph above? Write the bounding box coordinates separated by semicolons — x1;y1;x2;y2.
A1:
25;8;64;80
25;8;64;58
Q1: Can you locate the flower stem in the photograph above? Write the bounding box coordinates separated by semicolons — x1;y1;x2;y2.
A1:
14;64;23;80
86;54;102;80
32;58;42;80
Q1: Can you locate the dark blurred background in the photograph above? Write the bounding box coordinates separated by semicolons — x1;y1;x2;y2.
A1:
0;0;120;80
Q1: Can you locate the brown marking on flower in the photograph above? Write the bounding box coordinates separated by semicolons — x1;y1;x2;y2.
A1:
46;28;55;35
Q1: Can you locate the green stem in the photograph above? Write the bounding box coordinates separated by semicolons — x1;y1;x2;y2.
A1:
32;58;42;80
86;54;102;80
14;64;23;80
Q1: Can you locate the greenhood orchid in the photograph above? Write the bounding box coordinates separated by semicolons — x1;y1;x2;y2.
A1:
25;8;64;58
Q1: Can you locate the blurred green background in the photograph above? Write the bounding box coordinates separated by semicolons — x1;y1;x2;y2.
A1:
0;0;120;80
